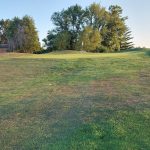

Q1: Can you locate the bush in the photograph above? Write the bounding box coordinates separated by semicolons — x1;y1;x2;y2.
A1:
33;49;52;54
96;46;109;53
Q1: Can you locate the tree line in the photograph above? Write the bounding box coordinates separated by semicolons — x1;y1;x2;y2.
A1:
0;3;133;53
0;16;40;53
43;3;133;52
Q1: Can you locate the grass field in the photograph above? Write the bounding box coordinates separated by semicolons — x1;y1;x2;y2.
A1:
0;49;150;149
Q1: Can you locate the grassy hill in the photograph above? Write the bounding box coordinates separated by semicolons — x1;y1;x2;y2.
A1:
0;49;150;149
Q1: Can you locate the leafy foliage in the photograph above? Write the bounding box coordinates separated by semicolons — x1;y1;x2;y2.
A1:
0;19;10;44
79;26;101;51
0;16;40;53
44;3;133;52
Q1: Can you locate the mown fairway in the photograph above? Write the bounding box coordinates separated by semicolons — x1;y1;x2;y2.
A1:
0;49;150;150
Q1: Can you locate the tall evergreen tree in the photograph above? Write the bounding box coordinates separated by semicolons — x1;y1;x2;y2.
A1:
121;27;134;49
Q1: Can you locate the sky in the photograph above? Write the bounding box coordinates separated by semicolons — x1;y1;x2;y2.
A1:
0;0;150;48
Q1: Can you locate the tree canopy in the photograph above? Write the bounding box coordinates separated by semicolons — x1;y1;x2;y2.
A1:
0;16;40;53
44;3;133;52
0;3;133;53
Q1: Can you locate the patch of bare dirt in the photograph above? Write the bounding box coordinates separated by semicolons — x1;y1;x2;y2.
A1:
52;76;149;107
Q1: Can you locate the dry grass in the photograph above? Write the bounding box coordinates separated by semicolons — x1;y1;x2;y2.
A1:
0;49;150;149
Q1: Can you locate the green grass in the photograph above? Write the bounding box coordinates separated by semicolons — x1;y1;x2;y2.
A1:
0;49;150;150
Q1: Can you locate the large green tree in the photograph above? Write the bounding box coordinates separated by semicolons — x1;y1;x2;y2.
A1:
54;31;71;50
51;4;85;50
21;16;40;53
85;3;107;30
1;16;40;53
102;5;127;51
43;30;71;51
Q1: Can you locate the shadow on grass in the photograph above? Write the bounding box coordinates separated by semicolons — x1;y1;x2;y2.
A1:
118;48;145;53
145;50;150;56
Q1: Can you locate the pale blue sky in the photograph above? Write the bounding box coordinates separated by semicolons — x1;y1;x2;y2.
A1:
1;0;150;47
